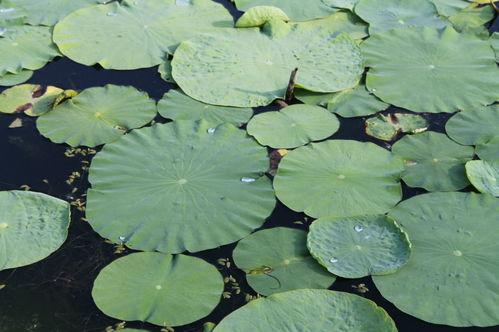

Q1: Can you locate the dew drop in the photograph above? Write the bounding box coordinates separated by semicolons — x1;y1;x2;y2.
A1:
241;177;256;183
330;257;338;263
398;19;405;24
354;225;364;232
428;64;435;70
453;250;462;257
207;127;216;134
155;285;162;290
337;174;346;180
177;178;187;185
119;236;126;242
107;12;117;16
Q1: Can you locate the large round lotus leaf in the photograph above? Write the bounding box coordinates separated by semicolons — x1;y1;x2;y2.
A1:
355;0;447;33
11;0;105;26
445;105;499;146
233;0;338;21
36;85;157;147
172;14;365;107
363;27;499;113
0;70;32;86
328;84;389;118
86;120;276;253
466;160;499;197
374;192;499;327
246;104;339;148
157;90;253;126
0;190;70;271
0;84;63;116
274;140;403;218
365;113;428;141
476;136;499;161
392;131;474;191
233;227;335;296
213;289;397;331
0;25;59;75
53;0;233;70
235;6;290;28
307;215;411;278
92;252;223;326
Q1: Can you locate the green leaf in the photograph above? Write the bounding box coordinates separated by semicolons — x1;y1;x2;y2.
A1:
53;0;233;70
325;0;359;10
157;89;253;126
92;252;223;326
328;84;389;118
158;60;174;83
213;289;397;331
0;70;32;86
307;215;411;278
374;192;499;327
431;0;470;17
466;160;499;196
491;32;499;62
0;84;63;116
274;140;403;218
446;105;499;145
476;136;499;161
36;85;157;147
448;3;495;33
294;89;337;107
86;120;276;253
365;113;428;141
393;131;474;191
362;27;499;113
233;0;339;21
235;6;290;28
233;227;335;296
355;0;447;33
0;191;70;271
172;13;366;107
246;104;339;148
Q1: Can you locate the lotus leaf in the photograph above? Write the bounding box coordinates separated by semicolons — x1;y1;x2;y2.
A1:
158;61;174;83
0;70;32;86
448;2;494;34
36;85;156;147
294;90;336;107
431;0;470;16
362;27;499;113
492;32;499;62
0;84;63;116
235;6;290;28
476;136;499;161
0;3;27;23
374;192;499;327
157;90;253;126
466;160;499;196
86;120;276;253
246;104;339;148
233;0;338;21
355;0;447;33
307;215;411;278
274;140;403;218
326;0;359;10
0;190;70;271
233;227;335;296
328;84;389;118
53;0;233;70
213;289;397;331
92;252;223;326
393;132;474;191
365;113;428;141
172;13;366;107
445;105;499;145
0;25;59;75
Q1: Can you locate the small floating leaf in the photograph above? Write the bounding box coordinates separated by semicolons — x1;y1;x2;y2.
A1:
445;105;499;146
233;0;339;21
246;104;339;148
365;113;428;141
307;215;411;278
0;84;63;116
465;160;499;197
328;84;389;118
235;6;290;28
158;60;174;83
233;227;335;296
0;70;33;87
0;191;70;271
92;252;223;326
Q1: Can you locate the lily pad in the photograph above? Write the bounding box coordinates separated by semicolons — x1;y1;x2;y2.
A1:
363;27;499;113
355;0;447;33
274;140;403;218
157;90;253;126
172;13;365;107
0;70;32;86
235;6;290;28
326;0;359;10
246;104;339;148
0;190;70;271
213;289;397;331
158;60;174;83
374;192;499;327
294;90;337;107
0;25;59;75
0;84;63;116
92;252;223;326
431;0;470;16
86;120;276;253
233;0;338;21
53;0;233;70
307;215;411;278
476;136;499;161
328;84;389;118
492;32;499;62
448;2;494;34
36;85;157;147
365;113;428;141
393;132;474;191
466;160;499;196
232;227;335;296
445;105;499;146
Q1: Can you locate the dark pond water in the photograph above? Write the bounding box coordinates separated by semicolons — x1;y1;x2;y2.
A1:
0;2;498;332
